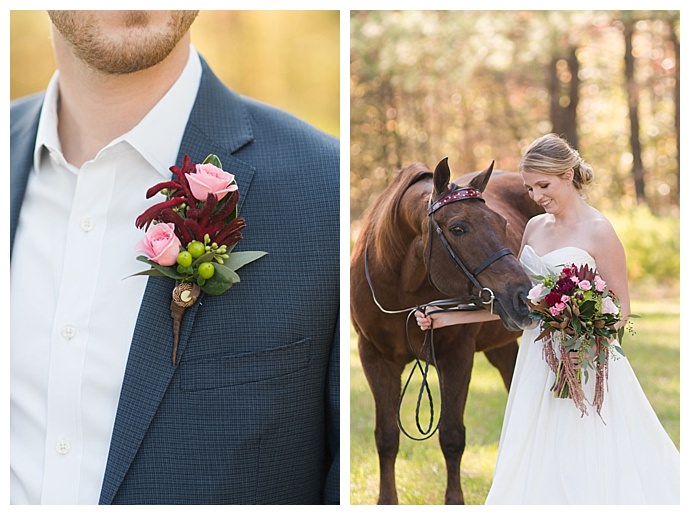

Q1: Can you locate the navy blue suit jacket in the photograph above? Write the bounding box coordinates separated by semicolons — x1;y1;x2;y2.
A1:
10;60;340;504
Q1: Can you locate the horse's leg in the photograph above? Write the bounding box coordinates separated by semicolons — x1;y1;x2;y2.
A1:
483;340;518;390
436;343;475;505
358;336;405;504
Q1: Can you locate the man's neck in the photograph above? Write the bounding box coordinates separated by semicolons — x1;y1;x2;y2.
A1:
54;33;191;168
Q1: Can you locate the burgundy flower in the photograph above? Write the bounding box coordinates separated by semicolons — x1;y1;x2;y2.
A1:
555;276;577;295
561;264;576;278
135;154;245;247
544;291;563;307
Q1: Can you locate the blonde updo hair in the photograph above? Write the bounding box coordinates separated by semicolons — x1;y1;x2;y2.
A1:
520;133;594;190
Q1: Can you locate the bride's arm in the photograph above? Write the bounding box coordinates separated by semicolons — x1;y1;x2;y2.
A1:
589;220;631;325
415;308;500;330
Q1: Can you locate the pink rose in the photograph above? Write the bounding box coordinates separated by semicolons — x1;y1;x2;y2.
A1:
601;297;620;315
136;222;181;266
594;275;607;292
527;283;545;302
578;280;591;291
549;302;566;316
187;163;238;201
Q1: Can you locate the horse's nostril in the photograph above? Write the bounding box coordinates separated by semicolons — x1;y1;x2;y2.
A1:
514;287;531;314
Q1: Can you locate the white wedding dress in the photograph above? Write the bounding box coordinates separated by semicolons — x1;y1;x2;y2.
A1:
485;245;680;504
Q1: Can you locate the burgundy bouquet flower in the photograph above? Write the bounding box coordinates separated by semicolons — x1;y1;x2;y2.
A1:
134;154;266;364
527;263;632;417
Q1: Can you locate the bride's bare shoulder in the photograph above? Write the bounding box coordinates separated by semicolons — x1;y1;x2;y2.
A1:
525;213;551;230
586;207;618;236
583;208;625;256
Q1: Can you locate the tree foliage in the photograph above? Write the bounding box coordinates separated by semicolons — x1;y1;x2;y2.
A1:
350;10;679;225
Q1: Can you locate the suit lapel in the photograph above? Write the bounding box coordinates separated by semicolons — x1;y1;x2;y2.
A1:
10;95;42;255
99;60;256;504
173;58;257;213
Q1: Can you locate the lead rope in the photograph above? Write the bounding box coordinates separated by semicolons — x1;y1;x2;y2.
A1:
363;240;497;441
397;309;443;440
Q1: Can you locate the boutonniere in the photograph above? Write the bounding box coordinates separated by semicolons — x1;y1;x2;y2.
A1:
134;154;267;365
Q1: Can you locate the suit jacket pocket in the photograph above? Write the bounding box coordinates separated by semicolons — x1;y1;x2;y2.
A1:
180;338;313;392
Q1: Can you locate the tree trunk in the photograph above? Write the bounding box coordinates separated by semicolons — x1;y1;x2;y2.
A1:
623;16;647;205
548;46;579;149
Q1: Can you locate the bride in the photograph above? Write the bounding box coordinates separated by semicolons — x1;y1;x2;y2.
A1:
415;133;679;504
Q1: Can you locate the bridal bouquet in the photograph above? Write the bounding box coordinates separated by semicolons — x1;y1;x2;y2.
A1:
527;262;628;417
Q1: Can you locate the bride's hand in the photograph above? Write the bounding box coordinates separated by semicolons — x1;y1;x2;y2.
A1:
415;308;436;331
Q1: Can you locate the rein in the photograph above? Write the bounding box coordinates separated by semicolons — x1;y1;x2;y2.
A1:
363;185;513;440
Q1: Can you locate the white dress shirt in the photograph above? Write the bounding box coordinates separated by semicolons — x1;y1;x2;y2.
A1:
10;47;202;505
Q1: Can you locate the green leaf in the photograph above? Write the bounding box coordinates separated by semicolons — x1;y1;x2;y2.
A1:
192;252;216;266
226;251;268;271
572;317;581;333
563;334;576;349
128;269;166;278
203;154;223;169
617;326;626;344
135;255;185;280
578;299;596;319
614;344;626;357
572;336;582;351
200;262;241;296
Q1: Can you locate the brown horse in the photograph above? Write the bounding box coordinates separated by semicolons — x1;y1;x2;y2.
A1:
350;157;543;504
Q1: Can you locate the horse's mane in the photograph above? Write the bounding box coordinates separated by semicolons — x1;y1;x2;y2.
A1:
356;163;432;271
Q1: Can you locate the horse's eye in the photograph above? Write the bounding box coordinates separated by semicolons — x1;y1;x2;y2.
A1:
449;224;466;235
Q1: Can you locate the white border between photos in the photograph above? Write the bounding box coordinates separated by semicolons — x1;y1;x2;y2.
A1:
3;1;687;513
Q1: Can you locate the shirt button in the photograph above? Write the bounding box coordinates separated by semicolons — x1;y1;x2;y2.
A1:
56;440;71;455
60;325;77;340
80;217;94;232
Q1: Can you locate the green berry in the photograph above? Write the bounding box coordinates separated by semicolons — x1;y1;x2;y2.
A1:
198;262;215;279
176;250;193;268
188;240;205;259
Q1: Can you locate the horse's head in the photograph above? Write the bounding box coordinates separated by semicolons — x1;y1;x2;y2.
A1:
424;157;532;331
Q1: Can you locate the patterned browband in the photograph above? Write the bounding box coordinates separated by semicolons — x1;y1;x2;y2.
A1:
428;187;484;215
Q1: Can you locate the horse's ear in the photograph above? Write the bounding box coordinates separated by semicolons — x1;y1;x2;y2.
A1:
469;161;495;193
433;157;451;195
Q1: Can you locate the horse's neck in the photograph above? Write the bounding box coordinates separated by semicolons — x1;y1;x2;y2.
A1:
386;185;432;293
398;236;432;294
371;191;427;275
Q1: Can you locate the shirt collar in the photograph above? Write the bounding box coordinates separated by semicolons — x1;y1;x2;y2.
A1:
33;73;62;173
33;46;202;178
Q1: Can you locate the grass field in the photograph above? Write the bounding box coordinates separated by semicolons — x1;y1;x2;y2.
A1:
349;294;680;505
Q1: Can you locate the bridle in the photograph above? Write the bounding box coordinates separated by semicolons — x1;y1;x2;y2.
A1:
362;184;514;441
364;186;512;316
426;185;514;313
